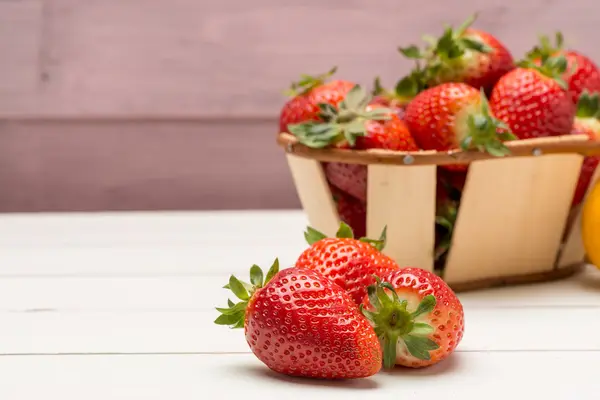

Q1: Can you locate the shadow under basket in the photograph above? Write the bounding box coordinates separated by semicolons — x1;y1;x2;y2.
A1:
277;132;600;292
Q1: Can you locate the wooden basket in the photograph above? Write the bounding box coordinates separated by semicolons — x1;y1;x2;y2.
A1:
277;132;600;292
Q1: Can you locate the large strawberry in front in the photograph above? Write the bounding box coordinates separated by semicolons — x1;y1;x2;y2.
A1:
403;82;516;170
571;91;600;206
525;32;600;103
360;268;465;368
489;55;576;139
278;66;355;134
215;260;382;379
296;222;400;305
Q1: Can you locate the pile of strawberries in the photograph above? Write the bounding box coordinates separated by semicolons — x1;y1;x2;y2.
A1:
215;223;464;379
277;15;600;268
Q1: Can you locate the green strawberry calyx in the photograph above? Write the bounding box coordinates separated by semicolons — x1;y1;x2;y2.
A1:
372;66;430;105
360;277;440;369
397;13;492;88
575;90;600;120
304;221;388;252
434;201;458;261
283;66;338;97
214;259;280;329
524;31;565;63
517;54;571;91
286;84;395;148
459;88;517;157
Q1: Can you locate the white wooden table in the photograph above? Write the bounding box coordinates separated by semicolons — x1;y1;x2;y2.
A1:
0;210;599;399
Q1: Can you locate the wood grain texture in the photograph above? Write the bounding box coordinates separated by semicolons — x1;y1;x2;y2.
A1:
2;0;600;117
0;119;299;211
366;164;436;270
443;155;583;284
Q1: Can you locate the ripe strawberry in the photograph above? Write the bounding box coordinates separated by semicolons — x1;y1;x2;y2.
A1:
489;55;577;139
525;32;600;103
331;186;367;238
326;163;367;203
296;222;400;305
403;82;515;171
278;66;355;135
360;268;465;368
397;14;514;94
571;91;600;206
288;84;419;150
215;260;382;379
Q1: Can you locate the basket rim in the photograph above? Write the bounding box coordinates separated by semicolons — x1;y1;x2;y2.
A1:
277;132;600;166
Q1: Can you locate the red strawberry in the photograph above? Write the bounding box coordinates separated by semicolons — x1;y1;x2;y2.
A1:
571;91;600;206
278;67;355;135
296;222;400;305
326;163;367;203
288;84;419;150
489;55;576;139
525;32;600;103
397;14;514;94
215;260;382;379
404;82;515;171
331;186;367;238
360;268;465;369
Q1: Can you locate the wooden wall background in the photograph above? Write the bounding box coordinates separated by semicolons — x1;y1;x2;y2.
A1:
1;0;599;211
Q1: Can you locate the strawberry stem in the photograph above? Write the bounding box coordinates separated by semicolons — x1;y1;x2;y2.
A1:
287;84;394;148
214;259;280;329
303;222;388;251
360;277;439;369
283;66;338;97
459;88;517;156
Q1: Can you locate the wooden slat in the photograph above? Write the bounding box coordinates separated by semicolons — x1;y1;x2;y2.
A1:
0;119;299;211
3;0;600;117
559;166;600;268
285;155;339;237
366;164;436;270
444;155;583;284
0;353;597;399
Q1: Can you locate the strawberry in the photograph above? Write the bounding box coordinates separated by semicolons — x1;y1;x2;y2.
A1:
403;82;515;170
331;186;367;238
397;14;514;95
296;222;400;305
525;32;600;103
570;91;600;206
278;66;356;134
489;55;577;140
360;268;465;368
326;163;367;204
287;84;419;150
215;260;382;379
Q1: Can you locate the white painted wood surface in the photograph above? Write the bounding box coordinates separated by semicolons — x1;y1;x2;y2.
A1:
0;210;599;399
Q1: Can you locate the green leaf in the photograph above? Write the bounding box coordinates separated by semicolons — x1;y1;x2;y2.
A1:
395;75;419;98
345;120;367;136
555;31;564;49
399;45;422;59
367;284;382;310
411;322;435;336
484;141;511;157
304;226;327;244
214;311;244;326
403;335;440;360
335;222;354;239
360;225;388;251
342;85;370;112
455;13;477;36
372;76;385;96
411;294;436;318
249;264;264;287
435;216;454;231
318;103;338;120
497;131;517;141
228;275;250;301
264;258;280;285
383;334;400;369
215;301;248;315
576;90;600;118
460;37;492;53
227;299;235;307
232;318;245;329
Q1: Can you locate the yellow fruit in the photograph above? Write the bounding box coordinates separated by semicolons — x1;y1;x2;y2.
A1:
582;179;600;268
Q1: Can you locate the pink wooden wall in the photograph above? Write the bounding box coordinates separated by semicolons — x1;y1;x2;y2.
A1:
1;0;599;211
